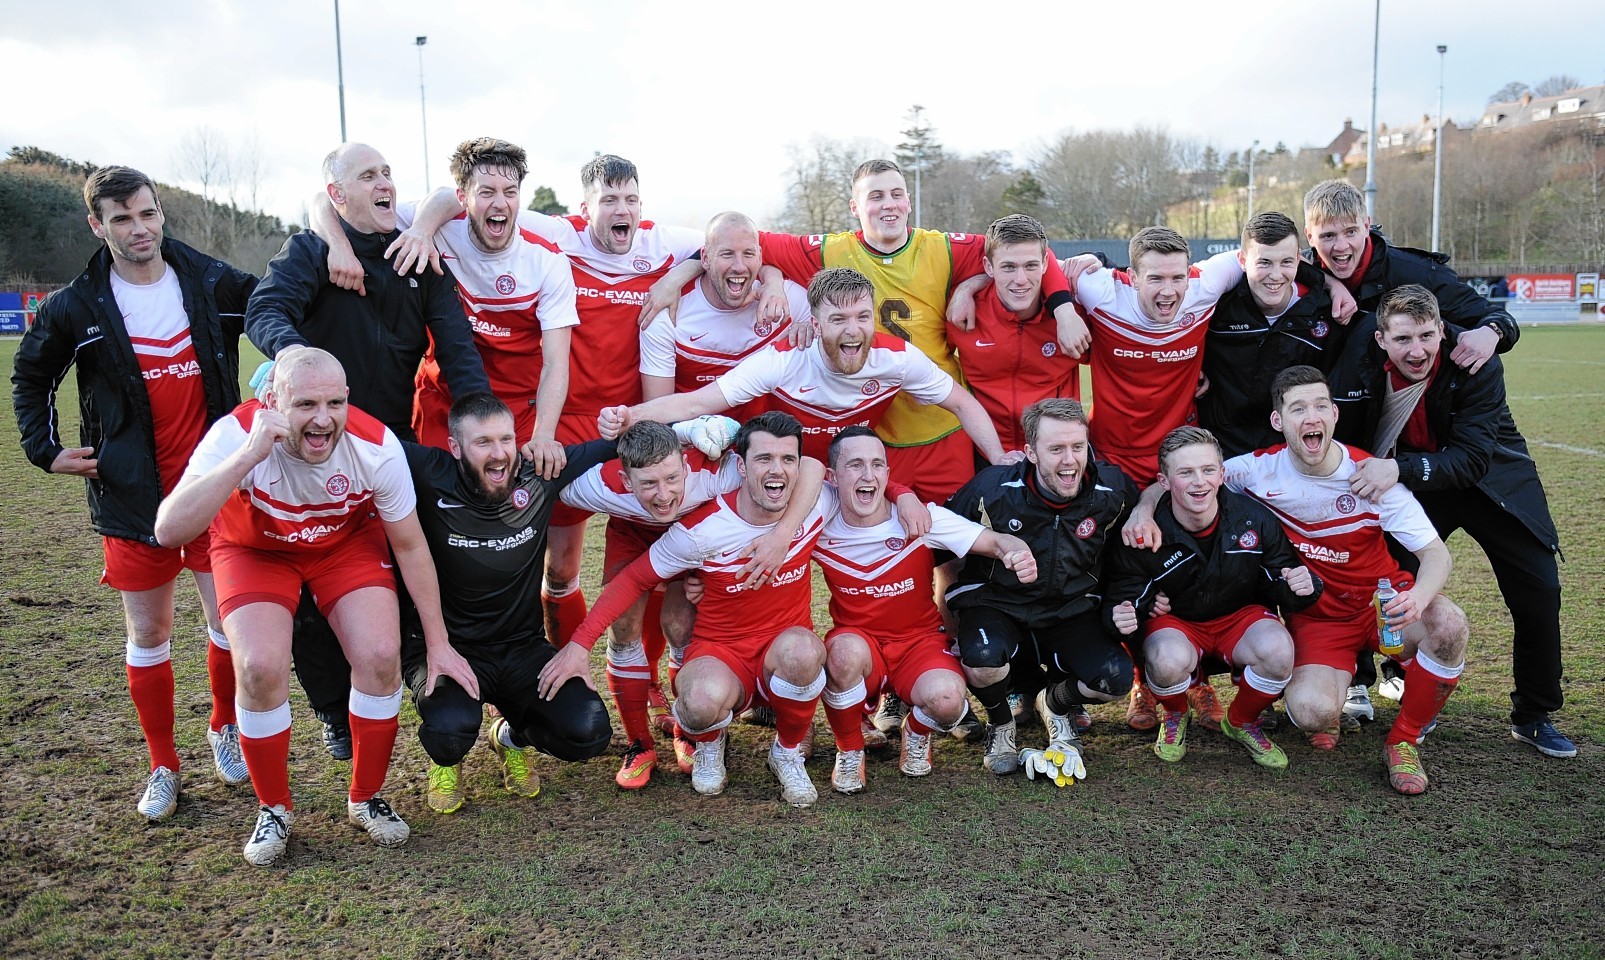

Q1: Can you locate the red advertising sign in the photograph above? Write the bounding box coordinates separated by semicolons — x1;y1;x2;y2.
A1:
1507;274;1575;301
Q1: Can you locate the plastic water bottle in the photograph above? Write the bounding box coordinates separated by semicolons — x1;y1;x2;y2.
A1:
1375;578;1404;656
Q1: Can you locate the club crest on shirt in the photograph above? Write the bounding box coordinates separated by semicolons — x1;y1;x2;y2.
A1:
754;318;774;338
1042;342;1057;357
1008;518;1022;532
1238;529;1259;549
1075;517;1097;539
1335;494;1357;515
1313;321;1330;338
861;379;881;396
885;537;905;551
325;474;350;497
495;274;516;296
632;257;652;273
512;488;530;510
1179;312;1199;328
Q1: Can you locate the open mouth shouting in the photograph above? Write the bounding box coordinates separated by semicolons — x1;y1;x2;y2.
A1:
759;475;789;509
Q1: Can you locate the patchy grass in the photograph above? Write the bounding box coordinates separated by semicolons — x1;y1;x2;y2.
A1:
1;331;1602;959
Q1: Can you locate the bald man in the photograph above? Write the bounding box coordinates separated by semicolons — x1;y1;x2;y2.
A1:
156;348;455;865
245;142;490;760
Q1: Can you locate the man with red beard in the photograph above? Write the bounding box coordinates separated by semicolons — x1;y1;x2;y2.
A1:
155;348;453;864
603;268;1007;465
401;392;623;815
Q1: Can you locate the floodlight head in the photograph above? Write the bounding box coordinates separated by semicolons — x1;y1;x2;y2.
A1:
416;36;428;46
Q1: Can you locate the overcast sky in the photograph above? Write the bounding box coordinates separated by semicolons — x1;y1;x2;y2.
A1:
4;0;1599;233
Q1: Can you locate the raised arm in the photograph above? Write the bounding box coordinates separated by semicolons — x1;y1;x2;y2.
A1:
936;383;1007;464
155;412;283;547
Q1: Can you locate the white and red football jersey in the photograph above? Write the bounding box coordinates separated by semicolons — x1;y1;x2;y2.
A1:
813;503;983;641
398;202;578;409
114;269;206;495
716;333;955;460
645;486;836;642
640;278;810;423
184;401;416;552
1224;443;1438;617
515;211;702;421
559;450;742;526
1075;251;1242;486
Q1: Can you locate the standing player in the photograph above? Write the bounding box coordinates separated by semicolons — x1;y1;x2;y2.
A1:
155;349;452;862
313;137;576;463
606;268;1008;465
1224;366;1469;794
1105;427;1321;768
737;159;1087;503
1197;212;1349;458
1303;177;1520;722
945;399;1139;784
557;417;828;789
12;165;256;819
403;393;619;815
1331;286;1573;757
540;413;833;807
948;214;1082;457
388;154;702;649
814;427;1037;793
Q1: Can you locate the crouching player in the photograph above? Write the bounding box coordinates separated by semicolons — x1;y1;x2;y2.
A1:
402;393;619;815
1228;366;1468;794
814;427;1037;793
1108;427;1321;769
555;416;823;788
155;348;443;864
540;412;834;806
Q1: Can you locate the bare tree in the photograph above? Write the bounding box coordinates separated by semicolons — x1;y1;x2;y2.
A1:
773;136;885;234
1486;81;1531;105
173;127;232;249
1534;74;1582;97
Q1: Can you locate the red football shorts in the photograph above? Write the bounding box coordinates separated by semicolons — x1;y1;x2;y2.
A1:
210;519;395;621
683;623;812;711
886;431;976;504
101;531;212;593
827;626;963;704
1144;605;1283;666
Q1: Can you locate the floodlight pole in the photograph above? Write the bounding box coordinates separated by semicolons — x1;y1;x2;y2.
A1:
334;0;347;140
1432;44;1448;252
416;36;431;191
1365;0;1381;222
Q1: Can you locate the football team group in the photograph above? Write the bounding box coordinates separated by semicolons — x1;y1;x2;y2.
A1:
10;136;1574;867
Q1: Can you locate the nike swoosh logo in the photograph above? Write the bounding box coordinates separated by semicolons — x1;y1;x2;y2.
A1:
974;341;996;348
437;498;465;509
688;332;708;342
797;386;816;393
1264;491;1283;498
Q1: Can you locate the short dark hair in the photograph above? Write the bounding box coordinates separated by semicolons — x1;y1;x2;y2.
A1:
852;159;902;187
985;214;1048;259
1157;426;1222;474
735;411;803;459
580;154;638;193
1242;211;1298;249
83;165;159;219
450;138;528;191
1128;226;1189;274
617;420;681;471
448;392;514;444
807;267;875;316
826;425;881;469
1270;365;1329;411
1376;283;1442;333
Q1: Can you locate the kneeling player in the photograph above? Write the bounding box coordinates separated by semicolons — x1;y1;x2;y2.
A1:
541;412;834;807
402;393;619;814
1226;367;1468;794
155;349;445;864
1107;427;1320;769
815;427;1036;792
557;417;825;788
